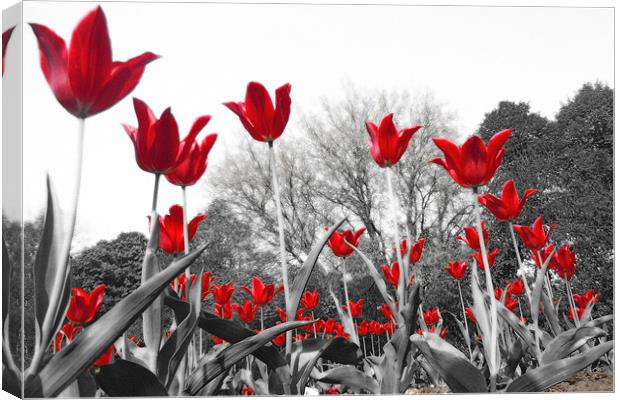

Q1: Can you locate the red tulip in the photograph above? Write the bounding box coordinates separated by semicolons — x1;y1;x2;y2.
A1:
327;386;340;395
153;204;207;254
30;7;158;118
531;243;555;269
224;81;291;142
365;113;422;168
342;299;364;318
400;238;425;265
201;272;215;301
241;387;254;396
439;328;448;339
54;322;82;352
378;303;393;321
513;216;557;251
327;227;366;257
469;248;499;271
380;262;400;288
67;284;105;324
124;99;208;175
323;319;337;335
431;129;512;188
567;307;586;321
573;290;599;309
272;332;286;347
232;300;258;323
334;323;350;340
553;244;576;279
507;279;524;296
357;320;369;336
212;282;235;305
275;307;288;322
495;287;504;301
171;273;196;301
165;133;218;187
94;345;115;367
465;307;476;323
478;179;537;221
505;296;519;312
214;302;233;320
382;321;395;335
241;277;283;307
444;261;468;280
300;290;320;310
2;27;14;76
212;336;225;345
422;308;440;325
456;221;489;251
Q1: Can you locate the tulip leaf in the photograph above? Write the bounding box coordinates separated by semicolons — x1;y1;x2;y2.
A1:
313;365;380;394
184;319;313;395
541;326;606;365
290;338;334;394
321;336;363;365
411;332;487;393
495;299;537;354
506;341;613;392
379;341;399;393
25;244;207;397
328;288;358;345
141;213;162;371
584;314;613;328
287;217;347;320
93;359;168;396
540;289;560;336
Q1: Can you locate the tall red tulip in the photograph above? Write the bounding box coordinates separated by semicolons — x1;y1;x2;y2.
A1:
66;284;105;324
380;262;400;288
444;261;468;280
300;290;320;310
378;303;393;321
30;7;158;118
431;129;512;188
54;322;82;352
513;216;557;251
478;179;537;221
365;113;422;168
357;320;369;336
224;81;291;142
124;99;209;175
422;308;440;325
457;221;489;251
214;302;233;320
2;27;14;76
241;277;283;307
507;279;524;296
166;133;218;187
233;300;258;323
553;244;576;279
400;238;425;265
573;290;599;309
327;227;366;257
531;243;555;269
212;282;235;305
154;204;207;254
342;299;364;318
469;248;499;271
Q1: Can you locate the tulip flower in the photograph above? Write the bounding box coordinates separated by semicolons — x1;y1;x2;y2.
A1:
400;238;425;265
378;303;394;321
323;319;337;335
445;261;468;280
507;279;525;296
300;290;320;310
327;227;366;258
465;307;476;323
67;284;105;324
365;113;422;168
422;308;440;325
153;204;207;254
241;387;254;396
232;300;258;323
2;27;14;76
214;302;233;320
380;261;400;288
478;179;537;221
342;299;364;318
166;132;218;187
457;221;489;251
334;324;350;340
505;296;519;312
327;386;340;395
431;129;512;188
241;277;283;307
469;248;499;271
30;7;158;118
171;273;196;301
553;244;576;279
94;345;115;367
513;216;557;252
201;272;215;301
531;243;555;269
275;307;288;322
224;81;291;143
54;322;82;352
212;282;235;306
357;320;369;336
272;332;286;347
573;290;599;309
567;307;586;321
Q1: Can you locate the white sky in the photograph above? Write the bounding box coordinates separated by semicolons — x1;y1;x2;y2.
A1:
8;0;614;250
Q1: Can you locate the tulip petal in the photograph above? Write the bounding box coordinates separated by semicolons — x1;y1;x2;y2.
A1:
271;83;291;139
245;82;275;139
486;128;512;160
188;214;207;243
460;136;488;186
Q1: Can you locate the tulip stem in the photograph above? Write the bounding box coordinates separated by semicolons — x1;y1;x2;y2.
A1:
342;258;354;324
472;188;498;392
152;174;161;212
260;307;265;331
28;118;86;377
509;224;532;303
457;280;473;361
268;141;291;356
565;277;580;327
385;167;405;312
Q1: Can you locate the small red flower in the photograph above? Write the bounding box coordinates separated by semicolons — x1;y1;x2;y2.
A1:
241;277;283;307
507;279;524;296
334;323;349;340
573;289;599;309
300;290;320;310
165;133;218;187
513;216;557;251
422;308;440;325
94;345;115;367
275;307;288;322
67;284;105;324
214;302;233;320
171;273;196;301
323;319;337;335
327;386;340;395
431;129;512;188
531;243;555;269
54;322;82;352
567;307;585;321
201;272;215;301
465;307;476;323
342;299;364;318
224;81;291;142
553;244;576;280
504;296;519;312
457;221;489;251
2;27;14;76
469;248;499;270
444;261;468;280
495;287;504;301
365;113;422;168
439;328;448;339
478;179;537;221
378;303;394;321
212;336;224;345
272;332;286;347
241;387;254;396
380;261;400;288
29;7;158;118
400;238;425;265
212;282;235;305
153;205;207;254
232;300;258;323
327;227;366;257
357;320;369;336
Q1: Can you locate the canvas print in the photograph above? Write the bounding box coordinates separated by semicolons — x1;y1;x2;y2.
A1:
1;1;614;397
